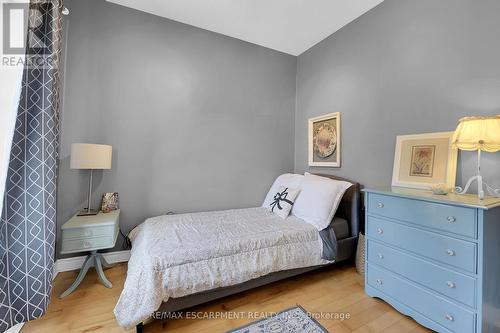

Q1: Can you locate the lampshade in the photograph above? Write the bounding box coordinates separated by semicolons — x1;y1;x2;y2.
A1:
70;143;112;169
451;115;500;152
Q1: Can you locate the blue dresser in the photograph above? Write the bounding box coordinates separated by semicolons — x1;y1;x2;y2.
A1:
364;188;500;333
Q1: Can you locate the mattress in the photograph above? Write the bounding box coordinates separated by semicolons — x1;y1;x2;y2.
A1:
331;216;350;240
114;207;334;328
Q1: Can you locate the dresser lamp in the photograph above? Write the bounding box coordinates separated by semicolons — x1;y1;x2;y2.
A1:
70;143;112;216
451;115;500;199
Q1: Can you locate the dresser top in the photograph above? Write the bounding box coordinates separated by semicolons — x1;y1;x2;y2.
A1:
62;209;120;229
364;187;500;209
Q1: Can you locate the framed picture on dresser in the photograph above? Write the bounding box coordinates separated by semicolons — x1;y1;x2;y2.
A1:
392;131;458;190
308;112;341;167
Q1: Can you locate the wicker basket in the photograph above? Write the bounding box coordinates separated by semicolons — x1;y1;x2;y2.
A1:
355;233;365;276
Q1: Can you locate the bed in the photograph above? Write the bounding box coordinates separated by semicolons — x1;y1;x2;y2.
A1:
114;174;361;332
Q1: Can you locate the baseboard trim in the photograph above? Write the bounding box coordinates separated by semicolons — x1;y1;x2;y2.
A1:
53;250;130;279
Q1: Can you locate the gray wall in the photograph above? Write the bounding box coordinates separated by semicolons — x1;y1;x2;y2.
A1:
57;0;297;256
295;0;500;190
59;0;500;257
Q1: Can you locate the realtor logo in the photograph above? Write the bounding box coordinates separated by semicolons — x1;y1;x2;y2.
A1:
2;0;55;68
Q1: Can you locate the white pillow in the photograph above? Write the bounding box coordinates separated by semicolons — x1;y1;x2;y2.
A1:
269;186;300;219
262;173;304;208
291;174;352;230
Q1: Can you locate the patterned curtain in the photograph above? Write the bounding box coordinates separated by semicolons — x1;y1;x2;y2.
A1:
0;0;63;330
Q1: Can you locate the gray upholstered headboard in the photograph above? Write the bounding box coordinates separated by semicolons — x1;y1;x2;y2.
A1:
314;174;362;238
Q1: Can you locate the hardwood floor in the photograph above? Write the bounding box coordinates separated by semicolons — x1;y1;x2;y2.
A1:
23;263;431;333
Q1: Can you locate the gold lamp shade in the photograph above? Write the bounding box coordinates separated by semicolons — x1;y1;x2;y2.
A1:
451;115;500;152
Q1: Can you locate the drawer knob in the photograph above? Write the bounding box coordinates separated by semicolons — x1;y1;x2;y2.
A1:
447;249;456;256
377;253;384;259
445;313;454;322
446;281;456;289
377;228;384;235
377;202;384;208
376;279;383;285
447;216;456;223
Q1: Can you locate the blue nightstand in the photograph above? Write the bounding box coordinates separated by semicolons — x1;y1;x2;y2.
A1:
59;209;120;298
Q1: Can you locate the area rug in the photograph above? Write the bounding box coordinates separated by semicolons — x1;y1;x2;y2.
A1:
226;305;329;333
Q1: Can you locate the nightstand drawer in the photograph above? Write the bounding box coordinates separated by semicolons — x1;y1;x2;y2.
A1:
368;193;477;238
367;216;477;273
63;225;116;240
367;240;476;307
367;265;475;333
61;236;115;254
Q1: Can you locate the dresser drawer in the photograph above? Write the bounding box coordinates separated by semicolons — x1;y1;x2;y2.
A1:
368;193;477;238
367;240;476;307
62;225;116;240
61;236;115;254
367;264;475;333
367;216;477;273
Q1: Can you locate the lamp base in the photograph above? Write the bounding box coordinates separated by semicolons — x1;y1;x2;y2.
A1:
455;174;500;200
79;169;98;216
77;209;99;216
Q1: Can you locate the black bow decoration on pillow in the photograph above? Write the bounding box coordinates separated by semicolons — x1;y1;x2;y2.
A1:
270;187;294;212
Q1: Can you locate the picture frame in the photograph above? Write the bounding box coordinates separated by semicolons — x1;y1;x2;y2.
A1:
100;192;119;213
392;132;458;190
308;112;341;167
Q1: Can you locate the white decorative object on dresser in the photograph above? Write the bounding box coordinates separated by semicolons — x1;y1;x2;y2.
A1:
60;209;120;298
364;188;500;333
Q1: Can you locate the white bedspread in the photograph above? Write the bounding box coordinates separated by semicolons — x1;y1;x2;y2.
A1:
114;207;330;328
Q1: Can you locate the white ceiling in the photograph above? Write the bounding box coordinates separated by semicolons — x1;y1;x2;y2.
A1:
106;0;384;56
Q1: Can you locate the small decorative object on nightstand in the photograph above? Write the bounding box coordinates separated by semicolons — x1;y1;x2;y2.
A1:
100;192;119;213
59;209;120;298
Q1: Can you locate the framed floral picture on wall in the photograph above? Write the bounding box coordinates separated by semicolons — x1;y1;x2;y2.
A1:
308;112;341;167
392;132;458;190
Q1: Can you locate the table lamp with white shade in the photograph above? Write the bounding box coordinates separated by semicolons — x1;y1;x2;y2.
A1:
70;143;112;216
452;115;500;199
